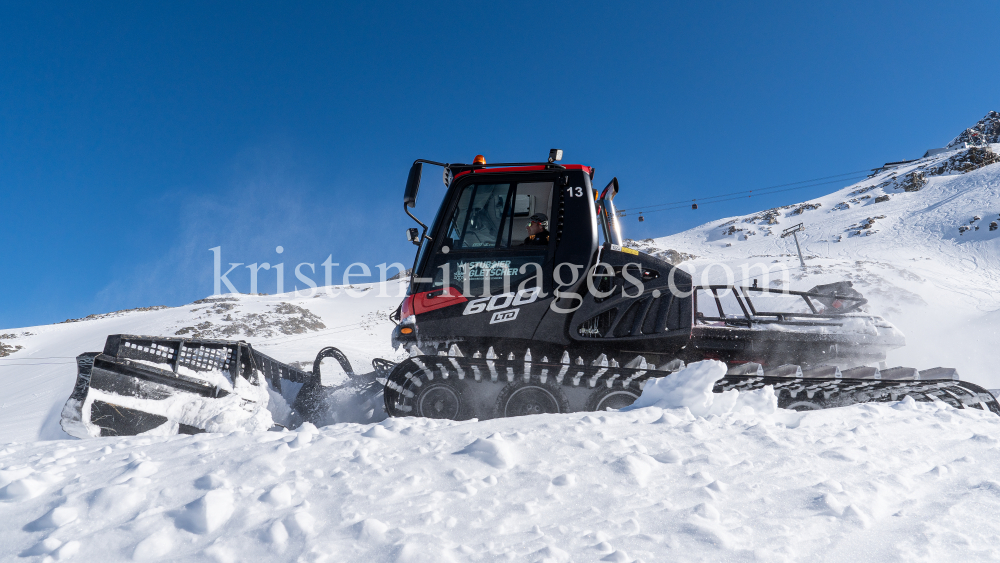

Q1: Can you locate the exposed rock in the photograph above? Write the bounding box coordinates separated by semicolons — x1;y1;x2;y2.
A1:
0;332;32;339
387;269;412;281
190;301;237;315
860;216;886;230
874;195;890;203
173;302;326;339
360;309;394;335
848;216;886;237
721;225;757;240
271;303;327;334
946;111;1000;148
0;342;23;358
61;306;170;323
895;171;926;192
175;321;214;336
926;147;1000;176
191;296;240;305
849;185;878;197
744;206;793;225
843;195;873;208
622;239;697;264
789;203;821;215
657;249;698;264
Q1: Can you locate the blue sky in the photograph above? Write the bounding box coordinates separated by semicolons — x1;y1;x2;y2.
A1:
1;1;998;329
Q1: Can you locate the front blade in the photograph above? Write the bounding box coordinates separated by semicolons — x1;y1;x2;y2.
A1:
60;353;269;438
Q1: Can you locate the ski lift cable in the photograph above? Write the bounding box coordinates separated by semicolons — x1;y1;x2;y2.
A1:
623;174;871;215
0;362;76;367
632;175;872;216
0;356;79;361
636;177;867;215
619;172;871;213
616;168;874;212
617;168;873;211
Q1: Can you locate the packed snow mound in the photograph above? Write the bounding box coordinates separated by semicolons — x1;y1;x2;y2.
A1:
625;360;806;428
2;396;1000;561
625;360;775;416
626;360;732;414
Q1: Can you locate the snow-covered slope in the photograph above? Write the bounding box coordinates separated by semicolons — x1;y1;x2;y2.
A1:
0;283;407;443
4;363;1000;562
637;117;1000;387
3;114;1000;562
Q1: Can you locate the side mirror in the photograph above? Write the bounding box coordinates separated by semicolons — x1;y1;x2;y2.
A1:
404;162;423;208
406;228;420;245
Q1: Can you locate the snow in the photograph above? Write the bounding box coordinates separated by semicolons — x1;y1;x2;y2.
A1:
624;360;798;425
1;119;1000;560
3;388;1000;560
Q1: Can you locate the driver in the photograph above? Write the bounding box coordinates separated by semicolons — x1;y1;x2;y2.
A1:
524;213;550;245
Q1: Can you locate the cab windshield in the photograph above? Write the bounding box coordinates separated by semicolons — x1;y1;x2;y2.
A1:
415;179;555;295
444;182;553;250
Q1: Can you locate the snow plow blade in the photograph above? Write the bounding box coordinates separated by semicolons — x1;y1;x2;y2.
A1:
60;335;387;438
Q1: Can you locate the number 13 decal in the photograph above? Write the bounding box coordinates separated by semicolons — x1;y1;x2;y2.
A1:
566;186;584;197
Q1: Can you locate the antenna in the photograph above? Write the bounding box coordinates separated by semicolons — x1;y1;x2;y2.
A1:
781;223;807;269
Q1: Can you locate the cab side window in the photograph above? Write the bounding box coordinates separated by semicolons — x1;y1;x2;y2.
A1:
500;182;553;248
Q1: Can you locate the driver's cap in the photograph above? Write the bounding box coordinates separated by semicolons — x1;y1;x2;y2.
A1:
529;213;548;227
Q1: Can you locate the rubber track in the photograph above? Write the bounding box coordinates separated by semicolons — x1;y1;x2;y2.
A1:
384;355;1000;418
717;375;1000;414
384;355;648;417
